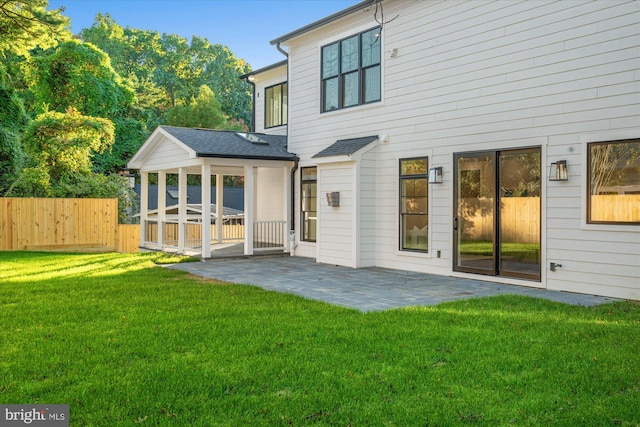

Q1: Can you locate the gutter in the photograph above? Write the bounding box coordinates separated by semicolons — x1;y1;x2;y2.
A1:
270;0;376;45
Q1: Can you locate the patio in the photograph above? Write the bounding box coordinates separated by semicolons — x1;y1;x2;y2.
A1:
167;255;619;311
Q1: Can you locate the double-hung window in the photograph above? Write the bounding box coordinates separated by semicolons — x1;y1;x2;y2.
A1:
301;167;317;241
587;139;640;224
321;27;381;112
265;82;287;128
400;158;429;251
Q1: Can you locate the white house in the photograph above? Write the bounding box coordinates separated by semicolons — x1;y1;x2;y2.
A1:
130;0;639;301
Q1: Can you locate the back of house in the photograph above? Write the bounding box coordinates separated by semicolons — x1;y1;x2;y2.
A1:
252;0;639;300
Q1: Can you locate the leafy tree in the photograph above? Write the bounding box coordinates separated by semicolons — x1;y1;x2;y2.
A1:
0;64;28;195
80;16;253;126
0;0;70;57
93;117;149;175
8;107;114;196
30;40;134;118
165;85;225;129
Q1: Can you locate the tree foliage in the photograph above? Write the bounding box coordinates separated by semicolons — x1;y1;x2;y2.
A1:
0;64;28;194
30;40;134;118
79;14;253;127
0;3;254;221
23;107;114;179
0;0;70;57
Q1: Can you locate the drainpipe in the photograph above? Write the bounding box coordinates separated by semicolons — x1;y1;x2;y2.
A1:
245;75;256;132
290;158;299;256
276;42;289;59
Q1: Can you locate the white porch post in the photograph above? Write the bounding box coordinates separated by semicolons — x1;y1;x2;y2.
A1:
178;167;187;252
157;170;166;249
140;171;149;245
244;165;254;255
201;164;211;258
216;174;224;244
283;166;291;253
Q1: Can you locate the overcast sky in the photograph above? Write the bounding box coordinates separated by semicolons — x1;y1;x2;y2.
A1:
47;0;358;70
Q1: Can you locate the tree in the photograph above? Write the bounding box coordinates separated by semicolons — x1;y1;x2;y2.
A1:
22;107;114;180
0;0;70;57
30;40;134;119
0;64;28;195
165;85;225;129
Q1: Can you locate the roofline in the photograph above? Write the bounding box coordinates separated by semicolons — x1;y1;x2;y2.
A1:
270;0;376;45
239;59;288;80
196;153;299;162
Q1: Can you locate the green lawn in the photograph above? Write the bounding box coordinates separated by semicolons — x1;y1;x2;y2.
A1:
1;252;639;426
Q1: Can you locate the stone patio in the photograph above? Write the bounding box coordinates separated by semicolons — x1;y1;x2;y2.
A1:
166;255;619;312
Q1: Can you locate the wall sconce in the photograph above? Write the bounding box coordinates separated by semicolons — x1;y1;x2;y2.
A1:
326;192;340;207
428;167;443;184
549;160;568;181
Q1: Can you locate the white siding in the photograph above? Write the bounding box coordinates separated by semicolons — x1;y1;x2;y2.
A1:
255;167;285;221
318;163;355;267
359;150;377;267
285;0;640;300
142;135;192;171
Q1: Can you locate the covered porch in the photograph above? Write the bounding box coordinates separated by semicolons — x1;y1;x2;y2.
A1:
127;126;297;257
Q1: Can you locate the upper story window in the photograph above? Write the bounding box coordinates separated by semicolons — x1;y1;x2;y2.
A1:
587;139;640;224
265;82;288;128
321;27;381;113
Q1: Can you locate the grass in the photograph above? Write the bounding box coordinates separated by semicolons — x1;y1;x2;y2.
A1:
1;251;639;426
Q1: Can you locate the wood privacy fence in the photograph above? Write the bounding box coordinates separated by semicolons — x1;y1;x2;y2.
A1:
0;198;140;253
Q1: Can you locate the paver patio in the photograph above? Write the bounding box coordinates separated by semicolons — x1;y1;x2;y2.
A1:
167;255;618;311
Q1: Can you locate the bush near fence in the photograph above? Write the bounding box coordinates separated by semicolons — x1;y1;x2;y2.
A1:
0;198;139;253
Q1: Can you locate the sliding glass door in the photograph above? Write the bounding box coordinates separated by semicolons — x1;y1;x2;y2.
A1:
454;148;541;280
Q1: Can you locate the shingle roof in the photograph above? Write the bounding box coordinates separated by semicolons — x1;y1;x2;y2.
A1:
161;126;297;161
312;135;378;158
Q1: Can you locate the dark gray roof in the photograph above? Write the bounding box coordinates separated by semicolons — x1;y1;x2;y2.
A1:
312;135;378;158
270;0;375;45
161;126;297;161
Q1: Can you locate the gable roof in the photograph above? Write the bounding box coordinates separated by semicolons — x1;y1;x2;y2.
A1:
312;135;378;158
270;0;376;45
159;126;296;161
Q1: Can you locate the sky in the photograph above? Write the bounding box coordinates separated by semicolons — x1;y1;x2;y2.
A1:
46;0;359;70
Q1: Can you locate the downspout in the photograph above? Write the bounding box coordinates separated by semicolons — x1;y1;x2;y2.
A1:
277;42;297;255
290;158;299;255
276;42;289;59
245;76;256;132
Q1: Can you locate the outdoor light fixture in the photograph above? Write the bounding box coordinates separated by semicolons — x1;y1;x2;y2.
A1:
326;192;340;207
428;167;443;184
549;160;568;181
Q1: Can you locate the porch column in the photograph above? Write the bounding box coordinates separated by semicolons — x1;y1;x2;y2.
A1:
201;164;211;258
140;171;149;245
157;170;166;249
283;166;291;253
216;173;224;243
178;167;187;252
244;165;254;255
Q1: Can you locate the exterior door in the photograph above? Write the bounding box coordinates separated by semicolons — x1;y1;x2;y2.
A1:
454;148;541;280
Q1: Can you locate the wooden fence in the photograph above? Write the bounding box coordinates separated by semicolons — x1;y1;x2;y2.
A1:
0;198;140;253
